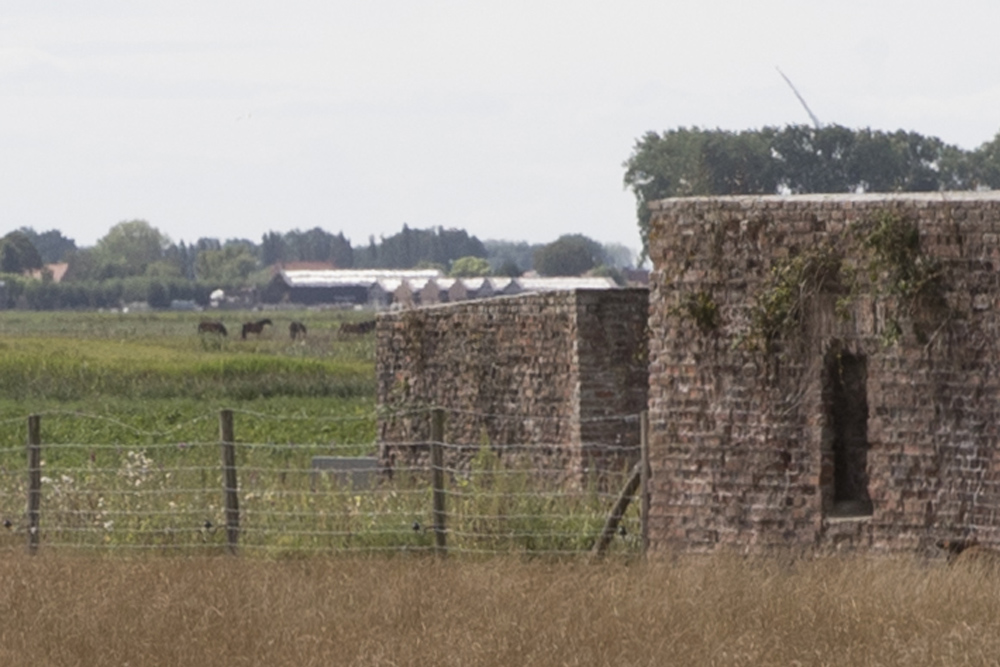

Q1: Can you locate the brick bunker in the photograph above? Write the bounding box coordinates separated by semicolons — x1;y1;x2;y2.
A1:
375;289;649;481
647;192;1000;555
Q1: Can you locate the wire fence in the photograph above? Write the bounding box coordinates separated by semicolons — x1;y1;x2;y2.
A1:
0;409;648;558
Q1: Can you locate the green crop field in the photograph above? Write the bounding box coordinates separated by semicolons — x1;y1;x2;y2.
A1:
0;308;378;451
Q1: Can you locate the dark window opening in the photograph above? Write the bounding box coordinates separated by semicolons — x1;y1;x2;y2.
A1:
822;347;873;518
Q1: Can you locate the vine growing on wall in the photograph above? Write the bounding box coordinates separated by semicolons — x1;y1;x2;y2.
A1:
731;209;944;352
856;209;944;345
744;242;845;352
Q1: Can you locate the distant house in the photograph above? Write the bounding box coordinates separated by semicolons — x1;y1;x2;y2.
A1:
487;277;518;296
447;279;469;302
28;263;69;283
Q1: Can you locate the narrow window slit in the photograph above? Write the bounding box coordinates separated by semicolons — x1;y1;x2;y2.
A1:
822;346;873;518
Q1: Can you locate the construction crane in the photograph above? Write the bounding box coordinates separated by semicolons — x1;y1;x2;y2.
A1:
776;67;821;129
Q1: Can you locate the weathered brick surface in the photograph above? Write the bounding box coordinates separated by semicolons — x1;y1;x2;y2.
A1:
376;290;648;479
648;192;1000;556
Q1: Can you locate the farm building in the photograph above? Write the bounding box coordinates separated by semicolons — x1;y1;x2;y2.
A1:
265;269;444;306
647;192;1000;556
375;288;649;480
268;269;620;308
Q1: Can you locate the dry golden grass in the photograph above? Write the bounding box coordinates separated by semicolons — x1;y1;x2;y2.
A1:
0;553;999;666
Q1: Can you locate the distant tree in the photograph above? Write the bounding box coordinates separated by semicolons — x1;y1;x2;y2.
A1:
590;264;626;286
18;227;76;264
195;243;257;283
969;131;1000;189
95;220;169;277
449;256;491;277
623;124;976;260
146;281;171;309
533;234;606;276
601;242;636;269
354;235;379;267
270;228;354;267
483;239;539;274
495;258;522;277
195;237;222;253
623;127;723;258
260;231;286;266
286;228;333;263
62;247;100;282
0;231;43;274
145;260;184;279
355;225;487;269
328;231;354;268
163;241;195;280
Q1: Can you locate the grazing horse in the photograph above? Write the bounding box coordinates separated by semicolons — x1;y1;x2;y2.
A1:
289;321;307;340
936;538;1000;568
198;321;227;336
339;319;376;335
241;318;273;340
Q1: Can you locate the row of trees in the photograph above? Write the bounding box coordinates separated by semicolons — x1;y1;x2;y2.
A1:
0;222;637;309
623;124;1000;258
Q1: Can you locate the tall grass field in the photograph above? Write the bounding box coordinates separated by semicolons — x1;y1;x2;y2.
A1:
0;554;997;666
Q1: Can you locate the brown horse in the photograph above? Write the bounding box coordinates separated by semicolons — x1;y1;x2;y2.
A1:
241;318;273;340
198;321;227;336
289;321;307;340
339;319;376;335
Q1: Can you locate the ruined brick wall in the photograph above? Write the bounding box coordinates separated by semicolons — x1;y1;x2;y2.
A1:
647;192;1000;556
575;290;649;470
376;289;648;477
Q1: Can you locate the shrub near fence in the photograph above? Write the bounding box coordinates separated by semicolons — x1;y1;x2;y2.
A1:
0;408;647;558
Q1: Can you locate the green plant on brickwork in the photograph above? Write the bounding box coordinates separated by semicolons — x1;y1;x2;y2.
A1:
743;242;845;352
854;210;944;346
741;210;946;352
676;291;720;332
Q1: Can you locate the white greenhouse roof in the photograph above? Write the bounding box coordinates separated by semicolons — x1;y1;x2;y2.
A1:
280;269;442;288
516;276;618;291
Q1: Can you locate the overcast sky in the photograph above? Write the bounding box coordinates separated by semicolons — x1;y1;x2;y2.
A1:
2;1;999;259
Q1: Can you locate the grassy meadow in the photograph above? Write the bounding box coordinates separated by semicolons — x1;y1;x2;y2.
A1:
0;309;377;449
0;553;998;666
0;308;639;557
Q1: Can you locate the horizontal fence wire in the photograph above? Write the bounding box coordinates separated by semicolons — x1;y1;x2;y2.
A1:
0;409;646;557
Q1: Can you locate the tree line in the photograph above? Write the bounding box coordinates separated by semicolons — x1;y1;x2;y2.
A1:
0;222;636;310
623;124;1000;259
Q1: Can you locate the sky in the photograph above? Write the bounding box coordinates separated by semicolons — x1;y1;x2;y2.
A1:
2;1;1000;261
